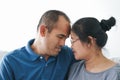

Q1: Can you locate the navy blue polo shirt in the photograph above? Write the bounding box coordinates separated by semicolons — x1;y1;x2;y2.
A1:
0;39;75;80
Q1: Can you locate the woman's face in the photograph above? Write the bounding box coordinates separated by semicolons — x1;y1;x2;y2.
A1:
71;32;89;60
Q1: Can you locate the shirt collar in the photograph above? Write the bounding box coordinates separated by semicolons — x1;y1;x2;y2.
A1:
25;39;40;61
25;39;57;61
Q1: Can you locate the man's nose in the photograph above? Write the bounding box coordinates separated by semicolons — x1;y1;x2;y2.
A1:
59;39;65;46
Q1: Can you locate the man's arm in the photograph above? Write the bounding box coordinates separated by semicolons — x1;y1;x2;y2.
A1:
0;56;14;80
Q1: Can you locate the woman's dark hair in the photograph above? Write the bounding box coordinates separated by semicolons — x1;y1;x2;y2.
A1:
37;10;71;33
72;17;116;48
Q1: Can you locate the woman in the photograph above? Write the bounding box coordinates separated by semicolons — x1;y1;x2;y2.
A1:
68;17;120;80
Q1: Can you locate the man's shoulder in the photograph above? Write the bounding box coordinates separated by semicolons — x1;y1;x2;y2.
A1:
61;45;72;51
3;46;26;60
58;45;74;61
60;45;72;54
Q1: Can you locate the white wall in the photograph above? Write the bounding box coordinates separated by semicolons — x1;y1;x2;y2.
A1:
0;0;120;58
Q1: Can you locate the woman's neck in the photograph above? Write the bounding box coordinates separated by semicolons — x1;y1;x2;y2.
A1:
85;51;116;73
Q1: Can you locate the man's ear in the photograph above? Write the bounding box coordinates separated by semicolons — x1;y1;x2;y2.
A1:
40;25;47;37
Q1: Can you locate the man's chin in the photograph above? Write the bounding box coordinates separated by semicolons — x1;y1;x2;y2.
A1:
52;52;59;56
56;48;61;52
50;49;61;56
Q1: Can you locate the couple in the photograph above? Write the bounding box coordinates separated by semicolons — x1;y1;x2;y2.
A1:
0;10;120;80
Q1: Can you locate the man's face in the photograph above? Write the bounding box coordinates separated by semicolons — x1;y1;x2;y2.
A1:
45;16;70;56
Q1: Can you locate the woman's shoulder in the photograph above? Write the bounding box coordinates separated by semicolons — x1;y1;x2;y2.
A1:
115;63;120;72
70;60;85;69
114;64;120;79
68;60;85;77
113;63;120;71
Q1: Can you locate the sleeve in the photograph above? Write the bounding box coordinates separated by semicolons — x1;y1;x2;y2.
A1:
115;64;120;80
63;45;79;65
67;46;79;64
0;56;14;80
63;46;78;80
118;68;120;80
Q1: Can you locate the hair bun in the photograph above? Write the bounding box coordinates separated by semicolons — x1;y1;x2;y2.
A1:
100;17;116;32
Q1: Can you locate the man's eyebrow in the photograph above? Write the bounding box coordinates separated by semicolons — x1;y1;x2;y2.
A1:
57;34;68;38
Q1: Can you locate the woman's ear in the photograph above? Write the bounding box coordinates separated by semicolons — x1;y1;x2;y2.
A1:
87;36;95;47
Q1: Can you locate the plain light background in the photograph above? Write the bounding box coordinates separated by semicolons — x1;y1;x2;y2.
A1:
0;0;120;58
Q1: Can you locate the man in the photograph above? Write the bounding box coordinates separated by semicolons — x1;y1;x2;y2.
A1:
0;10;75;80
